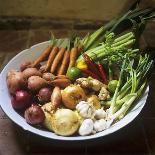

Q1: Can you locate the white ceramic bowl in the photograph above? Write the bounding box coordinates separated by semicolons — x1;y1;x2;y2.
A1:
0;41;149;141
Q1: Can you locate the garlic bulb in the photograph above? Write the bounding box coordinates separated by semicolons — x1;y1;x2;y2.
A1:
94;119;107;132
79;119;94;136
76;101;95;118
94;108;106;119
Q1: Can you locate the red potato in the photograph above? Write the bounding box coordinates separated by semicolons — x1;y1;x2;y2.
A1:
6;70;27;94
28;76;49;91
51;87;62;110
20;60;33;71
22;68;42;79
24;105;45;125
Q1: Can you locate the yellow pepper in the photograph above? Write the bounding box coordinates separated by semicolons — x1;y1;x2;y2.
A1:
76;60;88;70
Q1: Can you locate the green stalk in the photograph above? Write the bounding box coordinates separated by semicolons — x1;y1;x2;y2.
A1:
112;34;134;47
112;39;136;50
109;56;127;114
113;32;134;43
114;81;147;120
113;94;137;120
112;93;137;114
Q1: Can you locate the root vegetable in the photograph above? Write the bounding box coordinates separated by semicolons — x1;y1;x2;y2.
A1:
69;47;78;68
11;90;31;109
87;95;101;110
51;87;62;110
28;76;49;91
6;70;27;94
42;72;55;82
22;68;42;79
39;64;46;73
61;85;86;109
51;78;71;88
38;87;52;103
41;102;54;131
45;46;59;71
24;105;45;125
76;101;95;118
58;49;70;75
52;109;79;136
50;47;65;73
20;60;33;71
31;46;52;67
54;75;69;79
79;119;94;136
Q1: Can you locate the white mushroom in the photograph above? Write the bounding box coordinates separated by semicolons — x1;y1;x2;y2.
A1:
76;101;95;118
79;119;94;136
94;108;107;119
94;119;107;132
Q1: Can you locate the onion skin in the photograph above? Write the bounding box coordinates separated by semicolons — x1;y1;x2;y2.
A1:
11;90;31;109
22;68;42;79
38;87;52;103
6;70;27;94
28;76;49;91
24;105;45;125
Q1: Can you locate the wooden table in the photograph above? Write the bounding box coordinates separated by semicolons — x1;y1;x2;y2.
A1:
0;28;155;155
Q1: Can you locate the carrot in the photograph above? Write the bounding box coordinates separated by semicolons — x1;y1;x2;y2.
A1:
45;46;59;71
31;46;52;67
58;49;70;75
69;47;78;68
50;47;66;73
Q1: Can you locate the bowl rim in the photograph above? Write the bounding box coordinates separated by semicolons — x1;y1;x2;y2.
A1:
0;41;149;141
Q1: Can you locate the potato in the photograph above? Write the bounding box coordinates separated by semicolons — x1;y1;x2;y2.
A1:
22;68;42;79
42;72;55;82
6;70;27;94
28;76;49;91
20;60;33;71
52;109;79;136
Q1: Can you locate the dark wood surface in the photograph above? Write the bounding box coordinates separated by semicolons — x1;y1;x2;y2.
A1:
0;25;155;155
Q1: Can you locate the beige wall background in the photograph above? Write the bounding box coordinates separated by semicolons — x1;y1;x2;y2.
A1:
0;0;137;21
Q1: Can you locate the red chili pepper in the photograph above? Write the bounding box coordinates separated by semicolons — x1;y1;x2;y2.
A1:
81;69;102;81
83;54;101;78
97;63;108;84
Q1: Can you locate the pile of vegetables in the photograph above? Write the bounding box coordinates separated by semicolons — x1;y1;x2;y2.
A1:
6;1;155;137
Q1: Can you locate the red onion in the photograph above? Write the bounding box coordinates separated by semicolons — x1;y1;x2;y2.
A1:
38;87;52;103
24;105;45;125
11;90;31;109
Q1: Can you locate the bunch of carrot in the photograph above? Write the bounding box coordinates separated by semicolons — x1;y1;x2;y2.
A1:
31;38;83;76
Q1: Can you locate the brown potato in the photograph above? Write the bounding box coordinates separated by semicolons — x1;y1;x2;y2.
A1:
23;68;42;79
28;76;49;91
6;70;27;94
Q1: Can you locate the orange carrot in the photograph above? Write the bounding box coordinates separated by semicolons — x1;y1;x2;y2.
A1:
31;46;52;67
69;47;78;68
58;49;70;75
50;47;65;73
45;46;59;71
